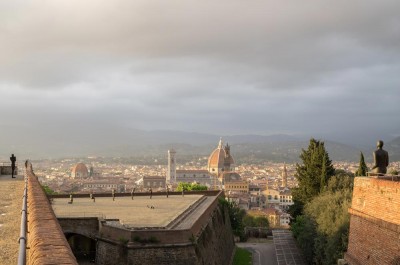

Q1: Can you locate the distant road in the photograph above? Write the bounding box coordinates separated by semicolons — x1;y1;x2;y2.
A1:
236;242;278;265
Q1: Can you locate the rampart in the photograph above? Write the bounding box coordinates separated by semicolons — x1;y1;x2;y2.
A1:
26;163;77;265
55;191;235;265
345;177;400;265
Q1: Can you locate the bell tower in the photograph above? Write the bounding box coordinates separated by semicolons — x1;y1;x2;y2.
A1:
167;149;176;183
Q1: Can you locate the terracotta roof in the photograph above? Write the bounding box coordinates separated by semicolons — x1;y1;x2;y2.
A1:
71;163;88;175
208;147;226;169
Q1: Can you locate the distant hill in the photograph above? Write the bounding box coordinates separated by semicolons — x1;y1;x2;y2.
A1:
387;137;400;162
0;124;370;163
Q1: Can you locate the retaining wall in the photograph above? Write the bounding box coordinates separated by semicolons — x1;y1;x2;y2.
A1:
26;163;77;265
345;177;400;265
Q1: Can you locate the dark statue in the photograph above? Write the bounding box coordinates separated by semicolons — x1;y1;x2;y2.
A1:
10;154;16;178
372;140;389;175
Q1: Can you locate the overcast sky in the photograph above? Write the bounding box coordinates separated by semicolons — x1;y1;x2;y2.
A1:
1;0;399;148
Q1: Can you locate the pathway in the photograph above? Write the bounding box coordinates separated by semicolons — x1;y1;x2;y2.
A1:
0;174;25;264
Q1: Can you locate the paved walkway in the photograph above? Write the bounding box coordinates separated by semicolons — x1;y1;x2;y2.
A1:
237;241;278;265
272;230;306;265
0;174;25;264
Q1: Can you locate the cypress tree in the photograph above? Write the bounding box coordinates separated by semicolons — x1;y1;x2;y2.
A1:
292;138;335;205
355;152;368;176
320;153;327;192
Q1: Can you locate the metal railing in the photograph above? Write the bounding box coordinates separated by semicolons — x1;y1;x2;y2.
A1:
17;164;28;265
366;172;400;181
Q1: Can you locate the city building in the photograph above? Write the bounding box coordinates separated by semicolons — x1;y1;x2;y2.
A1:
224;181;249;194
143;176;166;189
175;169;213;186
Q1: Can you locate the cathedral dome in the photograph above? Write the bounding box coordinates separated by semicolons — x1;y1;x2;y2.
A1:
71;163;89;179
208;142;226;171
207;138;234;175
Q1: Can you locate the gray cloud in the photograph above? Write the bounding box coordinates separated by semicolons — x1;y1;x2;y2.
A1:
0;0;399;149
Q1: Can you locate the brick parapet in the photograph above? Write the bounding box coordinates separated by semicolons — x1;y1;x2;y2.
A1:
26;163;77;265
346;177;400;265
351;177;400;225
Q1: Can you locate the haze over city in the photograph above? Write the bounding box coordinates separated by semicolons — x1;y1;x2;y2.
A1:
1;0;400;158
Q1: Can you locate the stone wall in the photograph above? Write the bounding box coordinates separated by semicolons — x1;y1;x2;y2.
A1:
0;165;18;175
345;177;400;265
26;163;77;265
58;217;100;239
95;199;234;265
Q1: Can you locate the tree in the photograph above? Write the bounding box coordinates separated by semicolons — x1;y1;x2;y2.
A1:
289;138;335;219
291;174;354;265
355;152;368;176
242;215;256;227
176;182;207;192
191;183;208;191
42;185;57;195
254;216;269;228
218;198;246;240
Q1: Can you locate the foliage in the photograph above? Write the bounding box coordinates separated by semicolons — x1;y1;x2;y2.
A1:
291;215;317;263
291;139;335;212
242;215;255;227
355;152;368;176
253;216;269;228
233;247;252;265
176;182;207;192
219;198;246;240
389;169;399;176
242;215;269;229
291;175;354;264
42;185;57;195
289;138;353;264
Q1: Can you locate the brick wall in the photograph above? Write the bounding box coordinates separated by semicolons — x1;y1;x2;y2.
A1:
26;163;77;265
345;177;400;265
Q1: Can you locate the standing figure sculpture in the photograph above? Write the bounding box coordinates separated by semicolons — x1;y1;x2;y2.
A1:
10;154;16;178
372;140;389;175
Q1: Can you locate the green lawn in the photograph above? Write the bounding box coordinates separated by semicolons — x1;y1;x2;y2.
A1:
233;247;252;265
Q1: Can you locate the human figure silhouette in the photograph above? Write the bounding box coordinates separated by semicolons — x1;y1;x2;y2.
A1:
10;154;16;178
372;140;389;175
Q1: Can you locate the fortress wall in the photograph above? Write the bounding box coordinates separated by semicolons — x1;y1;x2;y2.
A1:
351;177;400;225
95;197;234;265
26;163;77;265
345;177;400;265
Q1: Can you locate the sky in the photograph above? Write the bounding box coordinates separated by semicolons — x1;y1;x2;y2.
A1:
1;0;400;149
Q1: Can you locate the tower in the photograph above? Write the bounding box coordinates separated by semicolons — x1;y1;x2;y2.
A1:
282;163;288;188
167;149;176;183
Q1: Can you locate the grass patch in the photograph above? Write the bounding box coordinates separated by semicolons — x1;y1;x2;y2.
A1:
233;247;252;265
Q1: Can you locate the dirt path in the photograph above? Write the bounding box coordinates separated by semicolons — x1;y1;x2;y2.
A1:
0;175;25;265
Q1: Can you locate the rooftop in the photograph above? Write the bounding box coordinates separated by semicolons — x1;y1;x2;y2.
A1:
51;194;213;229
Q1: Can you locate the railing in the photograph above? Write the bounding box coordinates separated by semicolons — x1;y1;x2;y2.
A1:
17;162;28;265
366;172;400;181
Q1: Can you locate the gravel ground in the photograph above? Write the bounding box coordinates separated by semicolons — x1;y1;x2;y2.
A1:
0;175;25;265
52;194;203;228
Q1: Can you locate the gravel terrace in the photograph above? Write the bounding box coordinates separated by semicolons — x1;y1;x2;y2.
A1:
0;175;25;265
52;194;204;228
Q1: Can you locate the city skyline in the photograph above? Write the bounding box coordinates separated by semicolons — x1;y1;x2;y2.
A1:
1;0;400;151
